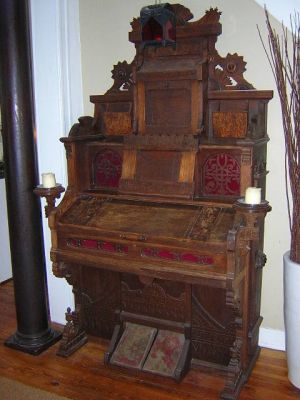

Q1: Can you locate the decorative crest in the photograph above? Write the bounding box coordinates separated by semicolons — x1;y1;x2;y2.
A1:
106;61;133;94
195;7;222;25
209;53;254;90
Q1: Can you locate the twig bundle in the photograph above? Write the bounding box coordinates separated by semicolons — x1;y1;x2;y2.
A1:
259;10;300;263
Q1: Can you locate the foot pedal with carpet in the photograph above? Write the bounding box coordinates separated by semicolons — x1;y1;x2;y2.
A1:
105;318;191;381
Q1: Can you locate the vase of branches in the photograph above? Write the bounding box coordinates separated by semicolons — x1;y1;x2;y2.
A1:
260;10;300;388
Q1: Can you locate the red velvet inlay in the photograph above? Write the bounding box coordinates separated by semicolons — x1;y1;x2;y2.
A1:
180;253;198;263
94;149;122;188
81;239;98;249
142;248;154;257
100;241;116;252
203;153;240;196
157;250;177;260
181;253;214;265
67;238;80;247
142;248;214;265
122;245;129;254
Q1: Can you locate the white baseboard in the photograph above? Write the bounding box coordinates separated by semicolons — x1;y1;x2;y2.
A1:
259;327;286;351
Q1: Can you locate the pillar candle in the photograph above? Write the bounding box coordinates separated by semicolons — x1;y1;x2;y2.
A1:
41;172;56;188
244;187;261;204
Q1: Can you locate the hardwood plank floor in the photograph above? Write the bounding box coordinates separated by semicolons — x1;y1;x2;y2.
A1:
0;280;299;400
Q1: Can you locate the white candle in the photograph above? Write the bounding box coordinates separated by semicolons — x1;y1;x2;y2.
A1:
244;187;261;204
41;172;56;188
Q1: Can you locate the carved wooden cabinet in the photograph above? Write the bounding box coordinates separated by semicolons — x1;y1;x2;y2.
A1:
46;4;273;399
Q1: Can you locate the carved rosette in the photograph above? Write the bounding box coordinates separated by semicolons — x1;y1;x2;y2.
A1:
209;52;254;91
106;61;133;94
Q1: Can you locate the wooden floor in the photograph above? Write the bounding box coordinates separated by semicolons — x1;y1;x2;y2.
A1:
0;280;299;400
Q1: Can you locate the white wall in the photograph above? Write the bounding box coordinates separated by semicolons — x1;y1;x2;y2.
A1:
255;0;299;29
30;0;83;323
78;0;295;347
0;112;12;283
0;179;12;283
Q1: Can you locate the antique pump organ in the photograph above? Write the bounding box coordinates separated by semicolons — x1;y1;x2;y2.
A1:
38;4;273;399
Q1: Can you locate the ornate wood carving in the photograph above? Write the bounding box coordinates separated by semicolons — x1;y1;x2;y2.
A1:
221;338;244;400
189;206;221;240
121;277;186;322
34;184;65;217
52;262;77;287
79;283;120;338
57;306;88;358
68;116;96;137
47;3;273;399
209;53;254;91
191;287;236;365
241;149;252;166
169;4;194;24
253;158;268;190
255;250;267;269
106;61;133;94
221;200;271;398
67;238;128;254
60;196;108;225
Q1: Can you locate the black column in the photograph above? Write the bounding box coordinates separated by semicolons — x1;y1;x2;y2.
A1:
0;0;61;354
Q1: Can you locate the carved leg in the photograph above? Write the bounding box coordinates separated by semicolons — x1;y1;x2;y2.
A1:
221;338;245;400
52;262;88;356
57;305;88;357
222;282;244;399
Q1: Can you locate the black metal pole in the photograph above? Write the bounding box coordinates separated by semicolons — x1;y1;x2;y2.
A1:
0;0;61;354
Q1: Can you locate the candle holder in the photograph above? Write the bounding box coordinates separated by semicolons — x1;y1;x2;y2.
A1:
34;184;65;217
234;198;271;214
233;198;272;243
